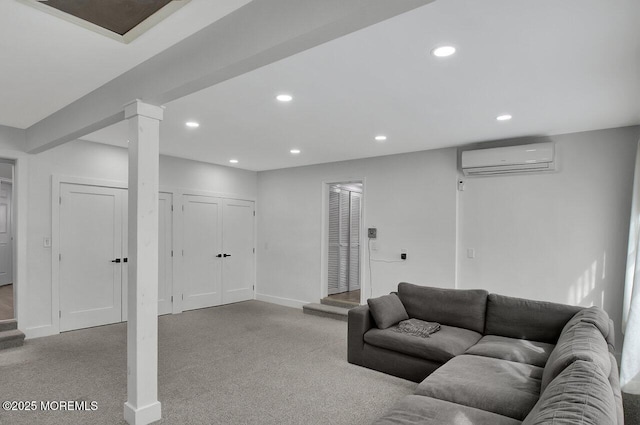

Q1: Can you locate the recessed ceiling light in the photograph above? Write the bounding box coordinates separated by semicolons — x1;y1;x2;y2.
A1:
375;135;387;142
276;94;293;102
229;159;239;164
431;46;456;57
496;114;512;121
290;149;301;154
185;121;200;128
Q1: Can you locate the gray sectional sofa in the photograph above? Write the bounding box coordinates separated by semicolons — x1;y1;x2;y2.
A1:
348;282;623;425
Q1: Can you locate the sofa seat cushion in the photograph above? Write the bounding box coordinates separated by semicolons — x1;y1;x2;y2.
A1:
364;325;482;364
415;355;543;421
523;360;616;425
373;395;522;425
540;321;611;392
465;335;555;367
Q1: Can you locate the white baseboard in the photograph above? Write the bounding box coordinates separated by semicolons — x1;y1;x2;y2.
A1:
255;293;308;309
24;324;57;339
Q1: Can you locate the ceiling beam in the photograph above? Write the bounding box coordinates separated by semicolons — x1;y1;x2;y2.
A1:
25;0;434;154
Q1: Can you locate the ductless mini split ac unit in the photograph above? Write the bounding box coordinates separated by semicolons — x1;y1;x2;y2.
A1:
461;142;555;177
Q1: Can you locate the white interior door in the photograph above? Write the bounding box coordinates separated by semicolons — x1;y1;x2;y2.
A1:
59;183;124;332
158;193;173;315
0;182;13;286
221;199;255;304
182;195;222;311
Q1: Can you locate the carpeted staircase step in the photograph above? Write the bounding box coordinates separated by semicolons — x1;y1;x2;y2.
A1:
0;319;18;332
0;328;25;350
303;303;349;322
320;297;359;309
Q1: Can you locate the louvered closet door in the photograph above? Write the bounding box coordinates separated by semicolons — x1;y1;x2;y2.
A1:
59;184;124;331
182;195;223;311
328;190;341;295
328;189;352;294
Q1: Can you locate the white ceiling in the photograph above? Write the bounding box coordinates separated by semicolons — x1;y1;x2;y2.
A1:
5;0;640;172
0;0;251;128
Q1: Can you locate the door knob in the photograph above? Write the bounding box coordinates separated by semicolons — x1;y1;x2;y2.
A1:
223;254;231;257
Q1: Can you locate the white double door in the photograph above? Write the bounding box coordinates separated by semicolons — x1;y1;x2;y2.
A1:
58;184;173;332
182;195;255;311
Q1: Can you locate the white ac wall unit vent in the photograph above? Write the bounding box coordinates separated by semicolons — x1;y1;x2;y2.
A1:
461;142;555;177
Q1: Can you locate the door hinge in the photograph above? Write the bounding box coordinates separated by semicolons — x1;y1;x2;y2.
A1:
182;205;184;211
253;211;255;216
171;205;174;212
253;285;255;291
59;310;61;318
171;250;173;257
182;294;184;300
59;196;62;204
171;296;173;302
182;250;184;256
59;253;61;261
253;248;255;254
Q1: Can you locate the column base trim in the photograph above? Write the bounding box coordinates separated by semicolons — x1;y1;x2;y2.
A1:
124;401;161;425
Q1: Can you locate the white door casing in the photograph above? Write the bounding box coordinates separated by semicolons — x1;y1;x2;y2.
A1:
0;182;13;286
222;199;255;304
59;183;124;332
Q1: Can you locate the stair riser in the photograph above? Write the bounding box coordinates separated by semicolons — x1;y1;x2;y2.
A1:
0;337;24;350
0;320;17;332
320;298;359;309
303;308;348;322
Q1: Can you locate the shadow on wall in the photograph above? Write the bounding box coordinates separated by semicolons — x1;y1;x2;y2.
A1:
567;252;606;308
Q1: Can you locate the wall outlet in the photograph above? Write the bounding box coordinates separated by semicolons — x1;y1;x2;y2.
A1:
368;227;377;239
401;253;407;260
43;237;51;248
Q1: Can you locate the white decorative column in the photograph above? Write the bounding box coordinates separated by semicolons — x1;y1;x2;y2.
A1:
123;100;163;425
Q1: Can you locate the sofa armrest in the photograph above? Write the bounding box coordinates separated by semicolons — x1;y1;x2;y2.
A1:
606;318;615;352
348;305;374;366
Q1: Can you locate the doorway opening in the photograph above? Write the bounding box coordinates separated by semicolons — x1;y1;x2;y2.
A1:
325;182;362;307
0;161;15;321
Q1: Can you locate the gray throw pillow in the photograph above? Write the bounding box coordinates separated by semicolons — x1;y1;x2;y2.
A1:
368;293;409;329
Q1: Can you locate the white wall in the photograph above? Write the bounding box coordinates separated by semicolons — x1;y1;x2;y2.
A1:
256;148;459;307
256;126;638;349
458;126;639;348
24;140;257;336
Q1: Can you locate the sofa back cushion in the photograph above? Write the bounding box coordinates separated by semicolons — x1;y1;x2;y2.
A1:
540;321;611;392
367;293;409;329
397;282;488;334
560;305;611;340
523;360;616;425
485;294;582;343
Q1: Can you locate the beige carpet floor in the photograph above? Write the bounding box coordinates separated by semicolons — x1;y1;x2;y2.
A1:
2;300;638;424
0;301;413;424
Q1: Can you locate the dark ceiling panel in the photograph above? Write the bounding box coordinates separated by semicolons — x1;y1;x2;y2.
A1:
40;0;174;36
